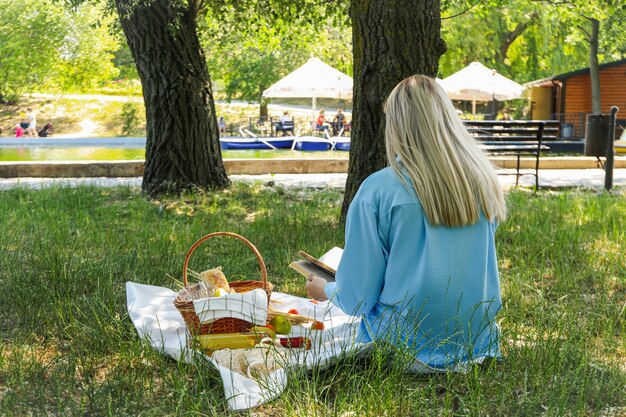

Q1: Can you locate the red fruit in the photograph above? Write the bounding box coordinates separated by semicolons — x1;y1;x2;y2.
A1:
287;309;299;315
265;323;275;331
279;337;311;350
309;299;319;305
311;321;325;330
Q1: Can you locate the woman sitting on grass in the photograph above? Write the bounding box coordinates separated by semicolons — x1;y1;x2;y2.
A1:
306;74;507;371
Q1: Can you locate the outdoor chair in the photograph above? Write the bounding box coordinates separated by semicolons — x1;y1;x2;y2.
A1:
276;120;294;136
312;120;329;136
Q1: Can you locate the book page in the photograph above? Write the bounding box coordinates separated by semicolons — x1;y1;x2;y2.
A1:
318;247;343;271
289;260;335;282
298;247;343;275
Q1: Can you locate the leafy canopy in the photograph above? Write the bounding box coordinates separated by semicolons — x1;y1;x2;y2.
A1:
0;0;120;102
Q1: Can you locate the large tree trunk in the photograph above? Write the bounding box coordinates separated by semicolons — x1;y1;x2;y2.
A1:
115;0;230;196
342;0;446;220
589;18;601;114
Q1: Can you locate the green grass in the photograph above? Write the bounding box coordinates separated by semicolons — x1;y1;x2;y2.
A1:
0;185;625;416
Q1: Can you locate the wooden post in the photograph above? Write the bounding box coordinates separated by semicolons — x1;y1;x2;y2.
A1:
605;106;619;191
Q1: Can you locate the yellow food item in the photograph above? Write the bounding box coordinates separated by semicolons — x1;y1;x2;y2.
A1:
250;326;276;339
198;267;232;296
214;288;228;297
195;333;258;350
269;316;292;335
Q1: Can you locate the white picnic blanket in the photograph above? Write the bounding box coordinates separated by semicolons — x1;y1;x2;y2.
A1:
126;282;365;410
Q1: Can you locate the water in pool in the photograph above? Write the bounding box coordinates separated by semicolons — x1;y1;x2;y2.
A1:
0;147;346;161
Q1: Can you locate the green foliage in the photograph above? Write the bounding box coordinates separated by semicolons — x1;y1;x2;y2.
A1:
119;102;141;136
440;0;626;84
600;10;626;60
1;0;623;108
0;0;68;102
0;0;122;102
49;3;120;93
201;3;352;102
111;40;139;81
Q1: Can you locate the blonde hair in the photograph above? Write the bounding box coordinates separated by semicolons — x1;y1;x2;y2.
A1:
384;75;506;227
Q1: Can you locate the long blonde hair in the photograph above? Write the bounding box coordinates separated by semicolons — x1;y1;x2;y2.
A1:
384;75;506;227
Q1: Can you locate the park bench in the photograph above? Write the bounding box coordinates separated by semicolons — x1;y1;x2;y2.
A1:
463;120;560;189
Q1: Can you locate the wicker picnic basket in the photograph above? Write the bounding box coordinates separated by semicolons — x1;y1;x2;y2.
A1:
173;232;273;336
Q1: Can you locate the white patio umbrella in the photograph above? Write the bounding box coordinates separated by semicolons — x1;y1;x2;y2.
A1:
262;57;353;112
439;62;524;114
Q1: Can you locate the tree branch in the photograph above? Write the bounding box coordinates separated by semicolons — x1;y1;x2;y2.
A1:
499;12;538;62
531;0;575;5
442;0;484;20
577;24;591;41
511;12;538;39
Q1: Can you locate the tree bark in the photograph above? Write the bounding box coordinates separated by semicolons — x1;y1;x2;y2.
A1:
588;18;601;114
114;0;230;197
342;0;446;221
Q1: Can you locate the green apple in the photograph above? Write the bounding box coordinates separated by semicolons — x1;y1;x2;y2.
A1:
269;316;292;335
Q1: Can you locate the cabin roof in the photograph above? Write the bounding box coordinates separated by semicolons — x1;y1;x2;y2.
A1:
523;58;626;88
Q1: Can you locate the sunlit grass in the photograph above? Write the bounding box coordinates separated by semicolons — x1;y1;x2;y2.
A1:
1;185;625;416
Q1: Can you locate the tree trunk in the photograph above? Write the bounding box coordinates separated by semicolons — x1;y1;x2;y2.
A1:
260;96;269;118
114;0;230;197
589;18;601;114
342;0;446;220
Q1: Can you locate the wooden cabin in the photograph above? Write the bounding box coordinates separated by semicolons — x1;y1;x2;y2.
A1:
524;58;626;139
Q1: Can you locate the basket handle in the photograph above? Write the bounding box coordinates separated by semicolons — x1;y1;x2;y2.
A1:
182;232;268;287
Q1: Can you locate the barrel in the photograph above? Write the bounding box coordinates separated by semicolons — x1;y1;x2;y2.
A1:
584;114;610;157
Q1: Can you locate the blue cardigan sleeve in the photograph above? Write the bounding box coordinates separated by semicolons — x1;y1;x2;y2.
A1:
324;199;387;316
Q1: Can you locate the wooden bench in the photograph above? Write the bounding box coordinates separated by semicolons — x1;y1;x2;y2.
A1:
463;120;560;189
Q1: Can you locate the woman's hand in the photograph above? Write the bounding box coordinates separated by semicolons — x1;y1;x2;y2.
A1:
306;274;329;302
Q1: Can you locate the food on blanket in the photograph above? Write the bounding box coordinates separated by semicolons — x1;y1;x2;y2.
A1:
250;325;276;339
270;316;292;335
195;333;258;350
309;299;319;305
198;267;233;297
287;309;300;315
279;337;311;350
268;307;314;325
211;346;289;380
311;321;325;331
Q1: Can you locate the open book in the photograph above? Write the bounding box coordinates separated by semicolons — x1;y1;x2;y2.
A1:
289;247;343;282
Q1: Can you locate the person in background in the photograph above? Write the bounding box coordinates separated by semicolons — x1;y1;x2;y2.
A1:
280;111;291;125
26;108;37;137
14;123;24;137
306;74;507;372
332;109;346;135
277;111;294;136
316;109;329;131
218;116;226;134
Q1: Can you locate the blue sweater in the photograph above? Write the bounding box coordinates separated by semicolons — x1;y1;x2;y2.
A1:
325;167;502;368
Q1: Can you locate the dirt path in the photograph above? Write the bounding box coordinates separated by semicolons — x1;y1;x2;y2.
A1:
28;93;143;103
52;119;100;138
